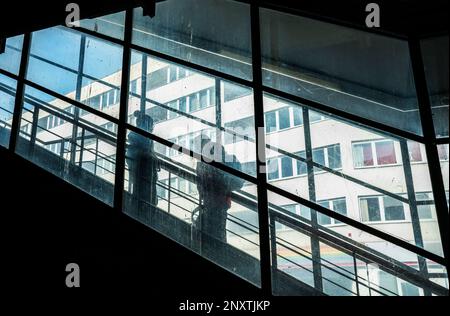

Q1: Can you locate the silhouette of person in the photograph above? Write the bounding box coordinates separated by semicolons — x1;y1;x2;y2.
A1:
194;134;230;243
127;110;160;212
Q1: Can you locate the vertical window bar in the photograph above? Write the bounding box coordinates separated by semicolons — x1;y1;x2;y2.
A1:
70;34;86;165
400;139;431;295
250;3;272;294
29;106;39;156
303;107;323;292
408;37;449;274
9;32;31;152
215;78;222;146
141;54;148;113
114;8;133;212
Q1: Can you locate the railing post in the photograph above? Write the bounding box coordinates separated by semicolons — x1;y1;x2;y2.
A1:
29;106;39;157
94;138;99;175
352;252;360;296
79;128;85;167
167;172;172;214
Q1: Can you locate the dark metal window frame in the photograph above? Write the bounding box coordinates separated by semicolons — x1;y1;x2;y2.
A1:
0;2;448;295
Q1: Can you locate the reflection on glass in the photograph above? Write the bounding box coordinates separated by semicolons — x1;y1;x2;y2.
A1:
16;86;117;205
421;36;449;138
127;51;256;177
0;74;17;148
260;8;421;135
27;26;123;118
79;11;126;40
0;35;23;75
123;131;260;286
132;0;252;80
263;92;444;259
268;190;448;296
0;3;446;297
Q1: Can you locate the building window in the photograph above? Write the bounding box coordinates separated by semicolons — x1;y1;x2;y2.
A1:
168;128;216;157
130;79;138;95
167;100;178;120
168;65;177;83
353;142;374;167
295;151;307;176
281;156;293;178
327;144;342;169
265;111;277;133
147;66;169;91
267;158;280;181
383;196;405;221
224;116;255;145
353;140;397;168
309;110;326;123
265;106;316;133
278;107;291;130
407;141;423;162
399;281;421;296
359;195;406;222
267;144;341;181
179;97;187;113
284;198;346;226
416;192;433;220
223;81;251;102
295;144;342;176
375;140;397;165
316;199;347;225
359;196;382;222
87;94;101;110
241;161;257;177
312;147;325;172
438;144;449;161
293;106;303;126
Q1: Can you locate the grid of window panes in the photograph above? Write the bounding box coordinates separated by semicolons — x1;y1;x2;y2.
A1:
0;0;448;296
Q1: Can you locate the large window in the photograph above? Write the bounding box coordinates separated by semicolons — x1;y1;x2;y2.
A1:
291;198;348;226
224;116;255;145
353;140;397;168
264;106;324;133
132;0;252;80
2;3;447;297
360;195;406;223
267;144;342;181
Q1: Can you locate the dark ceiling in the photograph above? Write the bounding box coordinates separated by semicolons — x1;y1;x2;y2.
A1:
0;0;448;40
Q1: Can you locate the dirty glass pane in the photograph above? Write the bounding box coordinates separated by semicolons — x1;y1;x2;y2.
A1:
268;190;448;296
421;36;449;138
16;86;117;206
27;26;123;118
132;0;252;80
123;132;261;286
127;51;256;177
260;8;421;135
79;11;125;40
